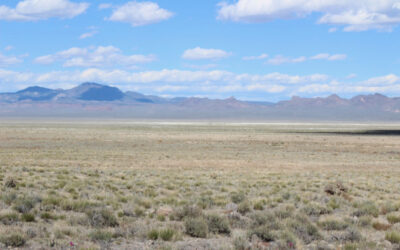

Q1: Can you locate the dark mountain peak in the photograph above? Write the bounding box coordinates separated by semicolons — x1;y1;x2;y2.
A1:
64;82;124;101
17;86;54;94
79;82;105;88
327;94;341;100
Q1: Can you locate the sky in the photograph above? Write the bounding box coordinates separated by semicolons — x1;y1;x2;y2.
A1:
1;0;400;101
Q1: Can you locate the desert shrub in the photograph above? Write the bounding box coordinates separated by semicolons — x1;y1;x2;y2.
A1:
253;201;264;210
358;216;372;227
250;211;277;227
327;198;340;210
387;214;400;224
61;200;97;212
42;196;62;207
134;207;145;217
40;212;57;220
353;201;379;218
275;205;295;220
342;227;362;242
13;196;39;213
86;209;119;227
4;177;17;188
1;192;17;205
0;233;26;247
198;196;214;209
286;214;321;244
89;230;114;242
343;243;358;250
206;214;230;234
318;218;349;231
173;205;202;221
231;192;246;204
386;231;400;244
185;218;208;238
301;203;332;217
22;213;35;222
237;201;251;215
250;225;276;242
372;221;391;231
0;212;19;225
233;231;250;250
276;230;297;249
159;228;175;241
147;229;159;240
381;202;400;215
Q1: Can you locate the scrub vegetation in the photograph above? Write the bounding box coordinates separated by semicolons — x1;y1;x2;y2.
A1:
0;121;399;249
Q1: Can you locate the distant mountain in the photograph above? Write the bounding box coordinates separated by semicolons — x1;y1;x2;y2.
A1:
1;83;400;121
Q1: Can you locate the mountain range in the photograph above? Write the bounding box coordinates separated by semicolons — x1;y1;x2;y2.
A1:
1;82;400;121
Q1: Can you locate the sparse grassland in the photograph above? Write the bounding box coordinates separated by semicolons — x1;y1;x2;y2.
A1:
0;121;400;249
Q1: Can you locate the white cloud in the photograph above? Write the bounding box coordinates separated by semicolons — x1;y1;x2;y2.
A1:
363;74;400;85
217;0;400;31
98;3;112;10
4;46;14;51
0;0;89;21
34;46;156;68
79;30;98;39
107;1;173;26
268;53;346;65
2;68;400;97
310;53;347;61
243;53;268;60
0;53;23;66
182;47;231;60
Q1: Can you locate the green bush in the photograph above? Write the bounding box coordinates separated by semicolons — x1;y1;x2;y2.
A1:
301;203;332;217
206;214;230;234
318;218;349;231
0;212;19;225
253;201;264;210
185;218;208;238
250;225;276;242
86;209;119;227
286;214;321;244
0;233;26;247
159;228;175;241
386;231;400;244
22;213;35;222
13;196;39;213
387;214;400;224
237;201;251;215
147;229;159;240
89;230;113;242
231;192;246;204
173;205;202;221
353;201;379;218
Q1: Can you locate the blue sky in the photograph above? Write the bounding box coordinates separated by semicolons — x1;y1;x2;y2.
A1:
1;0;400;101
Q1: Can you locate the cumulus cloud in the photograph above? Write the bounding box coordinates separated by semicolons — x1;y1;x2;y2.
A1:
267;53;346;65
0;53;23;66
182;47;231;60
217;0;400;31
243;53;269;60
107;1;173;26
34;46;156;68
0;0;89;21
0;68;327;94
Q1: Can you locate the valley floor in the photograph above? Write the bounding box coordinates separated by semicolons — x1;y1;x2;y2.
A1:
0;121;400;249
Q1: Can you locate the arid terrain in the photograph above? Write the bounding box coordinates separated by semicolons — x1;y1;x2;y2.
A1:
0;121;400;249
